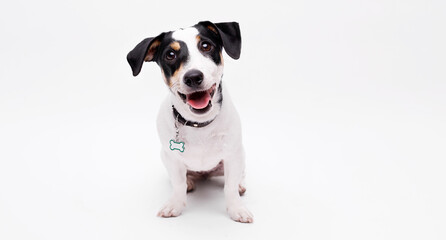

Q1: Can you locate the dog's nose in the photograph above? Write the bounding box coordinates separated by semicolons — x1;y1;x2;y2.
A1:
183;69;204;87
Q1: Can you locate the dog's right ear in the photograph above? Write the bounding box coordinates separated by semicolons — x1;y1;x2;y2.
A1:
127;33;165;76
197;21;241;60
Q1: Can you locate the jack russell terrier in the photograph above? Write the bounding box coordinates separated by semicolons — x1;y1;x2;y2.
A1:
127;21;253;223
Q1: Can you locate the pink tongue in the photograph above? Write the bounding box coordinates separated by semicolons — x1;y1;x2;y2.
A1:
187;92;211;109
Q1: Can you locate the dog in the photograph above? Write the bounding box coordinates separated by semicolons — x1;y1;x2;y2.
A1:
127;21;252;223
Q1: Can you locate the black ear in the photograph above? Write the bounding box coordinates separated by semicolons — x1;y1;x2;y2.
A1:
198;21;242;59
126;33;164;76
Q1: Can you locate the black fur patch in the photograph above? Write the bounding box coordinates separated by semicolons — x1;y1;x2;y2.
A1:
152;32;190;85
217;82;223;106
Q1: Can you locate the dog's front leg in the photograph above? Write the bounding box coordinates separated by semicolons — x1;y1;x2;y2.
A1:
224;147;253;223
157;150;187;217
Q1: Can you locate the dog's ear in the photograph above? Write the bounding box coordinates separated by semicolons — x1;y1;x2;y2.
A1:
127;33;165;76
198;21;242;60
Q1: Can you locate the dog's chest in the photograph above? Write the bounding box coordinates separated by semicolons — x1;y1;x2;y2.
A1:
177;127;226;171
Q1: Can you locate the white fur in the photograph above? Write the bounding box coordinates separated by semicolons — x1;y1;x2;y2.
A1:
155;27;253;223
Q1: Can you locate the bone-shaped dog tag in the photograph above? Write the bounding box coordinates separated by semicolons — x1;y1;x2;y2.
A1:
169;139;185;152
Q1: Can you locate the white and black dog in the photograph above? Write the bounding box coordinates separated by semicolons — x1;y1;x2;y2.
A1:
127;21;252;223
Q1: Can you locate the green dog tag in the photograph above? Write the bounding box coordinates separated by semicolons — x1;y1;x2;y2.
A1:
169;139;185;152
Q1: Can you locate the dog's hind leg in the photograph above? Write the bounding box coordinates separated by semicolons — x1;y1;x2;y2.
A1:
186;171;201;192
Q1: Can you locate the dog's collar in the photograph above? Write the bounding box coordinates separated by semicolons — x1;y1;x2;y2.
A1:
172;106;215;128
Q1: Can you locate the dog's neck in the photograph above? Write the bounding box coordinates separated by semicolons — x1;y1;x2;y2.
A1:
172;106;215;128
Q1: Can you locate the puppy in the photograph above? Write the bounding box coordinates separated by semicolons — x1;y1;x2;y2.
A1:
127;21;252;223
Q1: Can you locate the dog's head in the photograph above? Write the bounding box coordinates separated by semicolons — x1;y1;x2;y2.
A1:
127;21;241;120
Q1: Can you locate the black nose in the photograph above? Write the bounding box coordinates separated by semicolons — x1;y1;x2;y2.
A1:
183;69;203;87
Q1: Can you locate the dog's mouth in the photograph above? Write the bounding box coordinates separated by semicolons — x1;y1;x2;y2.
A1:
178;84;216;114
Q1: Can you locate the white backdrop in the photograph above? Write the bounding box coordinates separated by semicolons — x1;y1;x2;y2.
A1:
1;0;445;239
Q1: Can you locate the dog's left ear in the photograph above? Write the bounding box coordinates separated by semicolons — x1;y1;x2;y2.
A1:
198;21;242;59
127;33;165;76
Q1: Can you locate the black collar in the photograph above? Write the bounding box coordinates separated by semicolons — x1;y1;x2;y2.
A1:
172;106;215;128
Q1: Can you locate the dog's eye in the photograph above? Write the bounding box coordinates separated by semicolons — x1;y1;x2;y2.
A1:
200;41;213;52
166;50;176;61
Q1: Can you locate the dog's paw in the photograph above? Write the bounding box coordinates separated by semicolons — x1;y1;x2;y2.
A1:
227;205;254;223
157;199;186;218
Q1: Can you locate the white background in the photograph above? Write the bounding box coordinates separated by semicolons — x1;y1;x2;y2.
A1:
1;0;445;239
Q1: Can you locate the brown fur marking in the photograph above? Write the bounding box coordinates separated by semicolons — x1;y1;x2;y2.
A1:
144;40;161;62
170;41;181;51
239;184;246;195
169;64;183;87
207;25;218;34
